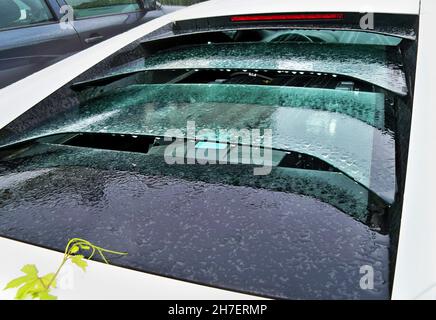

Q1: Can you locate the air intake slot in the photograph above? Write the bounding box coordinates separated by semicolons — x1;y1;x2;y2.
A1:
61;133;155;154
278;152;339;172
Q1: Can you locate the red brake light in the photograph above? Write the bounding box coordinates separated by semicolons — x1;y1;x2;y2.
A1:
230;13;345;22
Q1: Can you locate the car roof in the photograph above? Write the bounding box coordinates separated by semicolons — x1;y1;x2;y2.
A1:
175;0;420;21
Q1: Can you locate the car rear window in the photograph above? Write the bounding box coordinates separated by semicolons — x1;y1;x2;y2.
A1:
0;25;417;299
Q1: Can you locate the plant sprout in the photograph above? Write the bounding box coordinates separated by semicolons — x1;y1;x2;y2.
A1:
3;238;127;300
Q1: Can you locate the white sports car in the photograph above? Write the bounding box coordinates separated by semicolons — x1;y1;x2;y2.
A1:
0;0;435;300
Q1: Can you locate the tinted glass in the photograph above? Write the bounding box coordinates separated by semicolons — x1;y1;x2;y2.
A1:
65;0;140;18
0;0;53;30
0;26;416;300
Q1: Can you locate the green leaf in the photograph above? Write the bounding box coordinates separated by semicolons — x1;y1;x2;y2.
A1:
4;275;34;290
31;292;40;299
38;290;57;300
70;245;80;254
71;255;88;272
40;273;57;289
4;264;40;294
15;279;40;300
21;264;38;276
14;275;57;300
8;266;57;300
6;239;127;300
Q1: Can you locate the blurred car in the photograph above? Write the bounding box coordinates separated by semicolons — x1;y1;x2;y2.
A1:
0;0;181;89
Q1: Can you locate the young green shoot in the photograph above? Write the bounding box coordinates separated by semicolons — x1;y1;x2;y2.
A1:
3;238;127;300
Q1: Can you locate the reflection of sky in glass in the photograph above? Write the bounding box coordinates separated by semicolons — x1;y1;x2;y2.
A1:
5;84;395;202
262;30;402;46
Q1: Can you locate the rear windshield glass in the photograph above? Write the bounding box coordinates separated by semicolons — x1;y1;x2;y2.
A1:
0;27;415;300
101;31;407;95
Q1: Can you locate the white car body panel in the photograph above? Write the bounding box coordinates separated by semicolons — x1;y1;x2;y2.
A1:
0;0;434;300
392;0;436;300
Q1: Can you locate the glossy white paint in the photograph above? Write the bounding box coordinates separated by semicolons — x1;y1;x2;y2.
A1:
177;0;420;21
392;0;436;300
0;237;262;300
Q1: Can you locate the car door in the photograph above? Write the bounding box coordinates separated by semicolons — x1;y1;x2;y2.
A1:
60;0;150;48
0;0;84;89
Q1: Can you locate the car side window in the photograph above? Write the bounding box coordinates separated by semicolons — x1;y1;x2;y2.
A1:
0;0;54;30
64;0;141;19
